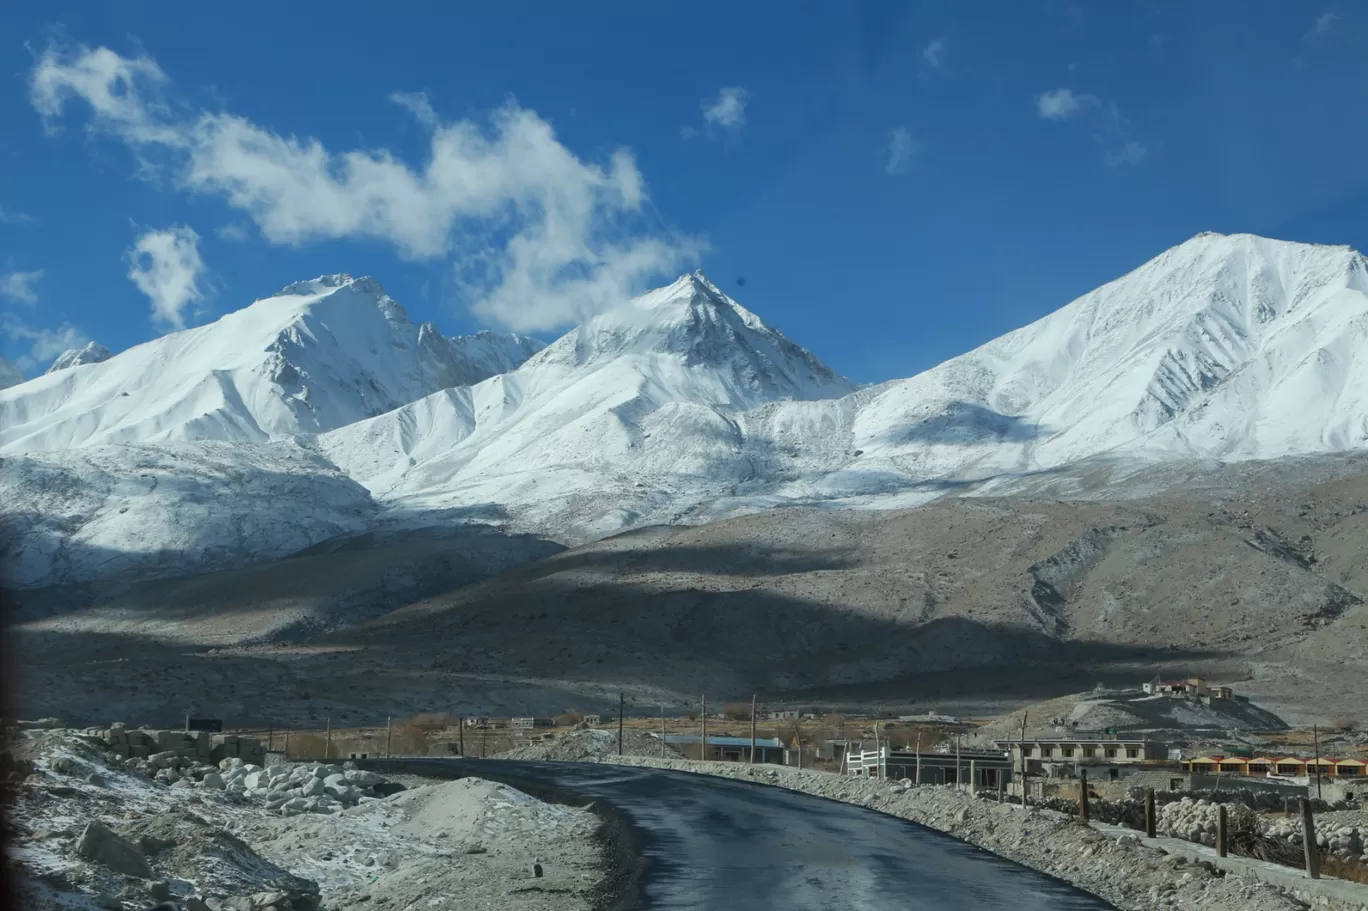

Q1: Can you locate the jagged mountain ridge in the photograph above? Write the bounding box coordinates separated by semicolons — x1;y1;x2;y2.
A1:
0;274;543;452
45;342;112;374
5;232;1368;589
320;233;1368;539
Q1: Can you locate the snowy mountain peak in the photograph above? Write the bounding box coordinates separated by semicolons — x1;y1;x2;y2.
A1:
0;276;543;453
278;273;366;296
45;342;113;374
525;272;854;403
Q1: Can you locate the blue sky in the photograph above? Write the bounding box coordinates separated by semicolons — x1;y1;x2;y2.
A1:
2;2;1367;384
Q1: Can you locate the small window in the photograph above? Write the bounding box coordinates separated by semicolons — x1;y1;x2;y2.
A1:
1104;748;1117;758
1061;746;1074;757
1125;748;1139;759
1082;746;1096;758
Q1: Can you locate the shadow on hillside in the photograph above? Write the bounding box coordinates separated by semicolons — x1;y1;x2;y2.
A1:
873;401;1049;447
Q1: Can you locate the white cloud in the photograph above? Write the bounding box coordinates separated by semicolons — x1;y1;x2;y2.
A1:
0;205;35;225
885;128;917;175
702;87;748;131
216;222;252;241
1309;12;1339;38
390;91;438;129
1104;139;1149;167
34;43;696;332
1;269;44;305
126;226;208;330
1035;88;1099;120
1;314;90;374
922;37;948;69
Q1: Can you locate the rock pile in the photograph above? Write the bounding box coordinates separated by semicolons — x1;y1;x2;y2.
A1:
1263;818;1367;863
91;723;267;765
219;760;404;815
1156;796;1260;846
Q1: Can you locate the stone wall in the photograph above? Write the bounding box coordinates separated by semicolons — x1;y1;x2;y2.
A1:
92;724;266;765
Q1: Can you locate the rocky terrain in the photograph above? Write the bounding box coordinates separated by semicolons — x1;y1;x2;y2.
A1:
13;448;1368;729
5;726;608;911
497;729;684;762
609;756;1368;911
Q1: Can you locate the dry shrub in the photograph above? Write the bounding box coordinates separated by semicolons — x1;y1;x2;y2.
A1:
405;713;459;732
286;732;328;761
1322;854;1368;884
388;723;431;756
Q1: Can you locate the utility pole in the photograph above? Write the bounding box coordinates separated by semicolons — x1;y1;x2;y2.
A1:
1313;725;1322;801
618;693;625;757
1019;711;1029;807
458;717;464;756
385;716;392;758
749;694;757;764
701;695;708;763
915;730;922;785
660;703;666;759
325;716;332;761
956;734;962;792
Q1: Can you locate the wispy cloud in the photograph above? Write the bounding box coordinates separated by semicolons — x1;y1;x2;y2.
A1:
126;226;208;330
1;269;44;305
216;222;251;242
922;37;948;69
885;128;917;175
33;42;698;333
0;205;35;225
1;314;90;374
390;91;439;130
1037;89;1149;167
701;87;748;132
1307;11;1339;39
1035;88;1099;120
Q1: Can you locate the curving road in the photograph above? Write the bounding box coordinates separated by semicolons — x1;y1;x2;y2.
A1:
385;759;1115;910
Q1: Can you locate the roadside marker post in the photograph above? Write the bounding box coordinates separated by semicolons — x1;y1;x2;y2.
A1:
1301;798;1321;879
1079;769;1089;822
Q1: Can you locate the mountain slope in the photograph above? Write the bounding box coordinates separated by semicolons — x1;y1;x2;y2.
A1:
319;234;1368;542
0;275;543;453
45;342;112;374
0;354;23;390
317;272;858;540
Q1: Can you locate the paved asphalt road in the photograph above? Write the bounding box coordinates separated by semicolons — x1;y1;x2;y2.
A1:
394;758;1116;910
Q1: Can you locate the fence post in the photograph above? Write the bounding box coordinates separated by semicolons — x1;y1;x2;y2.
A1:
1301;798;1320;879
284;728;291;760
325;717;332;761
618;693;625;757
1216;804;1227;858
385;716;392;758
700;695;707;763
1145;788;1156;838
1079;769;1089;822
458;718;464;756
749;694;757;765
1018;712;1029;808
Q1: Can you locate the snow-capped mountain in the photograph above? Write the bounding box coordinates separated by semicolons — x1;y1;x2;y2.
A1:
316;273;857;539
6;232;1368;589
45;342;112;374
0;354;23;390
0;275;543;453
321;233;1368;538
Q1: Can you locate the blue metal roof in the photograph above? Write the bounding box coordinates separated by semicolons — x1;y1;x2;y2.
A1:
663;735;785;748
